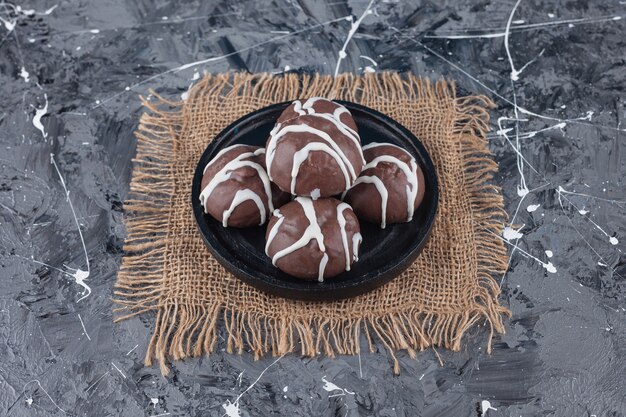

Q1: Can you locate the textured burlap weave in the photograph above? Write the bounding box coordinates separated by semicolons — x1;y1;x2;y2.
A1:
114;72;510;375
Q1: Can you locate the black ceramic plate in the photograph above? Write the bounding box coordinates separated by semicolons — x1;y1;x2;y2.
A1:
191;101;438;301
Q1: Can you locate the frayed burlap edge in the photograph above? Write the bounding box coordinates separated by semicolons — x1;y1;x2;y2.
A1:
113;72;510;375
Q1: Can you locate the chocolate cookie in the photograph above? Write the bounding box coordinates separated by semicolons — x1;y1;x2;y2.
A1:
344;142;425;228
266;98;365;198
265;197;362;281
200;144;289;227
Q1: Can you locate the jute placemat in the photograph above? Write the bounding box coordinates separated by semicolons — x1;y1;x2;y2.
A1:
114;72;510;375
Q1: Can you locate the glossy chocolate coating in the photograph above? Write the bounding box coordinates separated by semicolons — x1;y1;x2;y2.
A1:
265;197;362;281
266;98;364;198
200;145;289;227
344;143;425;228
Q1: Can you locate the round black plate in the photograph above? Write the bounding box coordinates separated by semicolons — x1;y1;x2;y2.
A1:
191;100;439;301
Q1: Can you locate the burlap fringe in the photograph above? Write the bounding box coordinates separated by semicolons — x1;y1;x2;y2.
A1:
114;73;510;375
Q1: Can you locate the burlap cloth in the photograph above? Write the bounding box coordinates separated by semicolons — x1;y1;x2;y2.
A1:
114;72;510;375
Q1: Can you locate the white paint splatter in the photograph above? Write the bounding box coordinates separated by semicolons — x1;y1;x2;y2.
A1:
0;16;16;31
481;400;497;414
283;386;288;392
545;250;553;258
77;313;91;341
554;187;618;270
496;121;566;139
517;186;529;197
505;0;526;80
85;372;110;394
111;362;126;379
526;204;540;212
151;397;159;408
334;0;376;77
222;400;241;417
363;66;376;73
503;226;524;240
578;209;589;215
424;14;623;40
402;31;623;137
0;3;57;31
89;29;100;34
322;376;355;397
359;55;378;66
489;230;557;273
21;380;68;414
19;67;30;82
43;5;58;15
558;186;620;247
94;16;351;108
33;95;49;139
50;153;92;301
181;82;194;100
222;355;284;417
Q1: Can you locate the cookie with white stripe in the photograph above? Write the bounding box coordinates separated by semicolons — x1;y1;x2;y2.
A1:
343;142;425;229
277;97;358;130
200;144;290;228
266;98;365;198
265;197;362;281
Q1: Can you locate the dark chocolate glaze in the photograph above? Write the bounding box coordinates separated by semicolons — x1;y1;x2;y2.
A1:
345;143;426;228
277;97;359;132
265;197;361;281
267;99;364;198
201;145;288;227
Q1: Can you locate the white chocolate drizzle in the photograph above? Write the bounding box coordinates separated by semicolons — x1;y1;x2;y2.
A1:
349;175;389;229
203;144;249;174
336;202;353;271
318;253;329;282
290;142;351;193
267;98;365;196
267;124;356;185
354;142;420;227
352;233;362;262
200;146;273;227
268;197;325;278
265;198;358;282
292;98;363;162
265;209;284;254
222;189;266;227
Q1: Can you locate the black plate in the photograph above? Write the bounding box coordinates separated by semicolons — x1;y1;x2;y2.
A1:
191;101;439;301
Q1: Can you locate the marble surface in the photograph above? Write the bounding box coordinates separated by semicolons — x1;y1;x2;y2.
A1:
0;0;624;416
